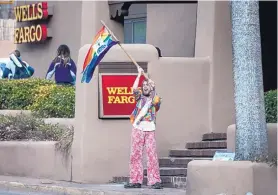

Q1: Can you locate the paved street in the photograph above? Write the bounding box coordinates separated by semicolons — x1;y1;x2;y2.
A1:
0;175;186;195
0;190;54;195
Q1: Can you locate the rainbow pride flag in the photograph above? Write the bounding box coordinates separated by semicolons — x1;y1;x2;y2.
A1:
81;26;118;83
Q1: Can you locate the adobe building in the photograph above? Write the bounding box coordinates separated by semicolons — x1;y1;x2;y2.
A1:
10;0;276;90
6;0;277;184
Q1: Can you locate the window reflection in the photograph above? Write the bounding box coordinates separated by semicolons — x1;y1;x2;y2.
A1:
124;18;146;44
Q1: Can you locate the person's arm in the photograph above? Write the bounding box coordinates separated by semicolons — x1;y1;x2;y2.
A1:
22;61;35;76
148;78;162;111
27;66;35;76
46;62;55;80
6;60;15;78
132;67;143;90
69;59;77;84
2;66;12;79
132;67;144;101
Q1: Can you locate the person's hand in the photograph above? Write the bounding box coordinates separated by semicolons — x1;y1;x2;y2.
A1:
148;78;155;88
137;66;144;75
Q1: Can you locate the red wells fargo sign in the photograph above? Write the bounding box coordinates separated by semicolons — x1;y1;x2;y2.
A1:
99;73;145;118
14;2;51;44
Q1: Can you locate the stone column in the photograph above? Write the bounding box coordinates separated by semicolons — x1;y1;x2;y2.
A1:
230;0;268;160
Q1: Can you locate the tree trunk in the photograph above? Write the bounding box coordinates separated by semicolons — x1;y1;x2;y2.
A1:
230;0;268;160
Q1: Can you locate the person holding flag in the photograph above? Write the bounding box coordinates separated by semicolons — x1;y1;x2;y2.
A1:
125;66;163;189
81;21;162;189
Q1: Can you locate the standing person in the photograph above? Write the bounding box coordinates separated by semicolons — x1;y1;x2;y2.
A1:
124;67;163;189
46;44;77;85
2;50;35;79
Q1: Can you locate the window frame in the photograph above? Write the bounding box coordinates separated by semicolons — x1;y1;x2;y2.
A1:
124;17;147;44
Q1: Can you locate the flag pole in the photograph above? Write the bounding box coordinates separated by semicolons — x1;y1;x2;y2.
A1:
100;20;149;79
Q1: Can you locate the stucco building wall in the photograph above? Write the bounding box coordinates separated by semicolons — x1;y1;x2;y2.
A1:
146;3;197;57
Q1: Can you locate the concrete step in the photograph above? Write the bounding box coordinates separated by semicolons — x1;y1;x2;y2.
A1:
159;157;212;168
169;149;227;158
202;133;227;141
144;167;187;176
112;175;186;188
186;140;227;149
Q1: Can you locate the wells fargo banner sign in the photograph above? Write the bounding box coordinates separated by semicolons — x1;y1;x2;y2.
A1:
14;24;48;44
14;2;49;22
14;2;52;44
99;73;145;118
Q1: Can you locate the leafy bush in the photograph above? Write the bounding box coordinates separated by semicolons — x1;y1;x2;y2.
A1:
0;113;74;154
264;90;277;123
0;79;75;118
28;85;75;118
254;154;277;167
0;78;54;110
0;113;64;141
0;78;276;121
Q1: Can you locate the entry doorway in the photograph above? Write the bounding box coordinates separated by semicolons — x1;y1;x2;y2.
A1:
259;1;277;92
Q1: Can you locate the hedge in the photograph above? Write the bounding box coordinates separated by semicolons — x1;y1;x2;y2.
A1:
0;79;276;121
0;113;74;155
264;90;277;123
0;113;63;141
0;78;53;110
28;84;75;118
0;79;75;118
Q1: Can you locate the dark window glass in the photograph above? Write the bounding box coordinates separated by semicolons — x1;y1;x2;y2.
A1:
124;18;146;44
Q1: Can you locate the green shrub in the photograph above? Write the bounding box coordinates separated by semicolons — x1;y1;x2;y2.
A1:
0;113;63;141
0;113;74;154
28;84;75;118
0;78;54;110
0;78;75;118
0;78;275;121
264;90;277;123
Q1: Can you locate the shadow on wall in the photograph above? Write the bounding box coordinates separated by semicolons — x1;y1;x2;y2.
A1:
155;47;162;57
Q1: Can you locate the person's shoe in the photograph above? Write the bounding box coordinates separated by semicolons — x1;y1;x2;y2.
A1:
151;182;163;189
124;183;142;188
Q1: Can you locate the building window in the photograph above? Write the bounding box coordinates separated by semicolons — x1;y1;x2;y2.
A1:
124;18;146;44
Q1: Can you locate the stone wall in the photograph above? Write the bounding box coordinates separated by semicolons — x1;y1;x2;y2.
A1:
0;110;73;180
0;142;71;181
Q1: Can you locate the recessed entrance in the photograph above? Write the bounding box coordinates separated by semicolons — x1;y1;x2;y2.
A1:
259;1;277;92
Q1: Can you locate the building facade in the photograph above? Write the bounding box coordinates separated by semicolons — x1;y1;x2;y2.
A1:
1;0;275;91
0;0;276;183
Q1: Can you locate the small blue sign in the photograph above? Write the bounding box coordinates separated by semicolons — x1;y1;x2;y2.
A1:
213;151;235;161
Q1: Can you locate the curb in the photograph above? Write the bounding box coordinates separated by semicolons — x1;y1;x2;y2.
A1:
0;181;186;195
0;181;104;195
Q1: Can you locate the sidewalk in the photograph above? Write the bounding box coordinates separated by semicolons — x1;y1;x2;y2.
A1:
0;175;186;195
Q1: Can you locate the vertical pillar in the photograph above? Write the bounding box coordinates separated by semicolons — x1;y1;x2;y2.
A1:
230;0;268;160
195;1;235;134
72;0;124;183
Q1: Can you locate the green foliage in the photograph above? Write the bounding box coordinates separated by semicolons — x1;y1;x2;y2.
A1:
0;79;276;121
0;78;54;110
0;113;63;141
252;154;277;167
264;90;277;123
55;125;74;157
0;79;75;118
28;85;75;118
0;113;74;154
